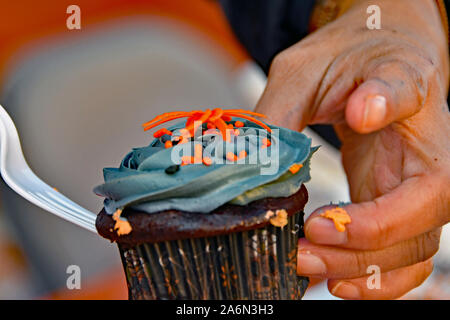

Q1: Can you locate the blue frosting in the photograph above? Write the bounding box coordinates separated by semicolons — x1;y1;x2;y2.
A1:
94;120;316;214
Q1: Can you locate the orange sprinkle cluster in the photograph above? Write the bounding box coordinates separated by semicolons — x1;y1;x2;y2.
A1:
142;108;271;142
320;207;352;232
142;108;274;167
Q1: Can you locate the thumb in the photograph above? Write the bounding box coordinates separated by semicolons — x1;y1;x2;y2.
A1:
345;59;433;133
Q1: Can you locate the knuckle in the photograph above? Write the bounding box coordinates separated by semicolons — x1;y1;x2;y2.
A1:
361;201;389;250
411;230;441;263
400;45;438;82
353;251;371;276
425;229;442;256
371;55;429;110
418;54;439;83
423;174;450;227
435;174;450;224
411;236;426;263
408;50;438;100
269;49;298;75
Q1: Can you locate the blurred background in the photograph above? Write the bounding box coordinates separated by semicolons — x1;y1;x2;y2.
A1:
0;0;448;299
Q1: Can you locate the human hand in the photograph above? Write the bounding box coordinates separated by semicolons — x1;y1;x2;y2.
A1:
255;0;450;299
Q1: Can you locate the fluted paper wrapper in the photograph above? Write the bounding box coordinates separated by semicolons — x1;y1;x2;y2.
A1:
118;211;308;300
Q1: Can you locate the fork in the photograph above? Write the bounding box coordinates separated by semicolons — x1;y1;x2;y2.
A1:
0;104;97;233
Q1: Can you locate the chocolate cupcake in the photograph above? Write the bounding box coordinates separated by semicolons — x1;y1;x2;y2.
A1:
94;109;317;300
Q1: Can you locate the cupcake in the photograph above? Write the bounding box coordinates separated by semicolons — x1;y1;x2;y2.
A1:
94;108;317;300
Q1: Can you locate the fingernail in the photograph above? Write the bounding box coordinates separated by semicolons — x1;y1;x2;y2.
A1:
305;217;347;245
331;281;361;300
363;95;386;129
297;251;327;276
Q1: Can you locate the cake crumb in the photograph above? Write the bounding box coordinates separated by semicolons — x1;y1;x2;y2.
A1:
265;210;275;219
270;209;288;228
112;209;132;236
320;207;351;232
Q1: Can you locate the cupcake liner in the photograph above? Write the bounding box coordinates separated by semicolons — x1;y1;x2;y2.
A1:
118;211;309;300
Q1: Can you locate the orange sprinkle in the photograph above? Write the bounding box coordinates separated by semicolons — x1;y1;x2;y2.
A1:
226;152;238;162
179;128;191;137
185;113;201;131
222;115;232;122
209;108;224;122
179;136;189;144
181;156;194;166
228;114;271;132
202;157;213;166
190;109;212;135
142;111;190;127
262;138;271;146
165;141;173;148
214;118;229;141
194;144;203;163
207;123;216;129
205;128;220;135
238;150;247;159
235;121;244;127
225;129;234;141
289;163;303;174
227;123;234;129
153;128;172;138
234;129;240;136
143;114;189;130
320;207;352;232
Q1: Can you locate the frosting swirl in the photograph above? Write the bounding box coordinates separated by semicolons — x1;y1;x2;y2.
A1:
94;119;316;214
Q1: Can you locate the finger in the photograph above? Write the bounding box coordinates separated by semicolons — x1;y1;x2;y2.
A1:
346;56;434;133
328;259;433;300
304;174;449;250
254;49;335;131
296;231;440;279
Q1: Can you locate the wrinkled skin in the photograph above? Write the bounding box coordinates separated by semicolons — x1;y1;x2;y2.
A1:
255;0;450;299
